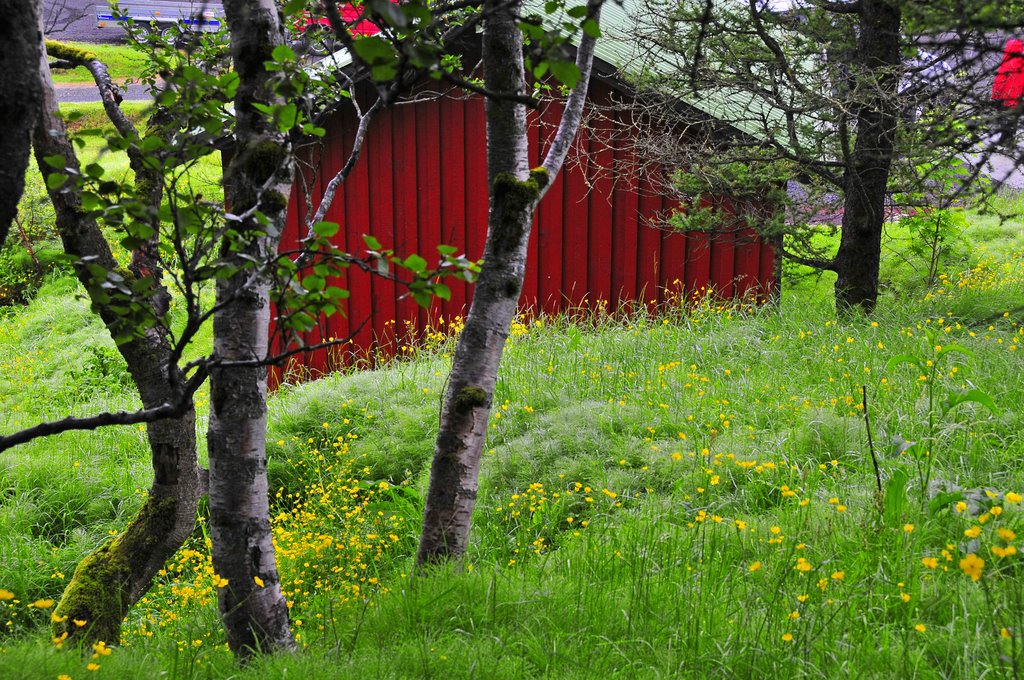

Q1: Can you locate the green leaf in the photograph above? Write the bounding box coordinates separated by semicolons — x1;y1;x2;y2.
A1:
403;254;427;274
437;244;457;256
566;4;589;18
283;0;307;15
272;44;297;63
928;490;965;515
883;467;909;527
46;173;68;190
157;89;179;107
313;221;340;238
303;274;326;291
363;235;382;250
324;286;350;300
433;283;451;301
412;290;432;308
221;72;240;99
581;18;601;38
43;155;67;170
370;64;398;81
944;388;997;415
80;192;103;212
886;354;922;372
277;103;298;132
548;60;580;88
352;36;398;69
936;343;972;359
140;135;166;153
302;123;326;138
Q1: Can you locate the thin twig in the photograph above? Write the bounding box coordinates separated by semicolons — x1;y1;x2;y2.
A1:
862;385;882;497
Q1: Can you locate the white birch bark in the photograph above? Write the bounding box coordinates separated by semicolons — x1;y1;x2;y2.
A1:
417;0;602;564
207;0;297;659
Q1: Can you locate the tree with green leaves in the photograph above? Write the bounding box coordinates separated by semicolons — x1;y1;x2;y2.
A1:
416;0;603;565
11;4;443;656
5;0;597;658
632;0;1022;312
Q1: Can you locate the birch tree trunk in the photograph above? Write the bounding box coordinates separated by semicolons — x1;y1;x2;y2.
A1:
417;0;601;565
833;0;902;313
0;0;42;244
32;39;201;647
207;0;296;659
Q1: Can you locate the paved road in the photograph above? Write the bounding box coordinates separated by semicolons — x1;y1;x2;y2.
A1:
45;0;126;43
55;82;154;102
46;1;154;102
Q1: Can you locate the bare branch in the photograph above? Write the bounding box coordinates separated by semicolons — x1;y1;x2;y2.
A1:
305;97;381;233
0;402;190;453
439;69;540;107
541;0;603;182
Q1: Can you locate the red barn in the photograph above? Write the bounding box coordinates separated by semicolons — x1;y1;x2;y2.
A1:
275;13;777;378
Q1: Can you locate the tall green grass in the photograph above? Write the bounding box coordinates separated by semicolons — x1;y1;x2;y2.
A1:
0;208;1023;677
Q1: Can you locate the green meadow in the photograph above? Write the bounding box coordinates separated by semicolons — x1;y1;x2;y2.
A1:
2;135;1024;676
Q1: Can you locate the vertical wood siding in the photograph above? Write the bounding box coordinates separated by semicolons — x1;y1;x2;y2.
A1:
274;78;777;380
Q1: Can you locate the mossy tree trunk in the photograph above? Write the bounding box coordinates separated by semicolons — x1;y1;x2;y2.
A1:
416;0;601;565
206;0;296;660
0;0;42;244
32;37;202;645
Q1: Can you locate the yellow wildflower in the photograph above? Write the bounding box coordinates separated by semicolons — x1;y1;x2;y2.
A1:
960;553;985;581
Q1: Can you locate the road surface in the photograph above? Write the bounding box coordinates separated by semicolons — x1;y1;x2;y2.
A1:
45;0;126;43
55;83;154;103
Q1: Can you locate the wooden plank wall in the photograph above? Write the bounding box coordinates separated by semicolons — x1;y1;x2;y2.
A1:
274;78;777;381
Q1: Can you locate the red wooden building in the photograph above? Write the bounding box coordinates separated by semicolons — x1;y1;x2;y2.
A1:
276;39;777;377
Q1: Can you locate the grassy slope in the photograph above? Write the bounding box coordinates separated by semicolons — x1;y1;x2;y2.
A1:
1;205;1024;677
48;41;146;85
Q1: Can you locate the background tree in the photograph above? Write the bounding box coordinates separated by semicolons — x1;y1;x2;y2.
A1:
0;0;42;244
632;0;1023;313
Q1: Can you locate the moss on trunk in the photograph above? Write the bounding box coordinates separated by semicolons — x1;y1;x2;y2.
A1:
52;494;179;645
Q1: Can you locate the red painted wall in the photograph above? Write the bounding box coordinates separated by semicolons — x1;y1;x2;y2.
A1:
275;77;777;379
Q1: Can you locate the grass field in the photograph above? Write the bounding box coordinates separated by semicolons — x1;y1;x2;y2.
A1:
48;42;147;86
1;198;1023;677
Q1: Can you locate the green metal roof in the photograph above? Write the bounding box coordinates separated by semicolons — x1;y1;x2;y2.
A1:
310;0;784;139
581;0;782;139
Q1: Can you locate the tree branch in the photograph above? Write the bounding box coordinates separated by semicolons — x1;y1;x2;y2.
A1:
304;97;382;237
44;40;139;140
439;69;540;107
541;0;603;183
0;402;191;453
